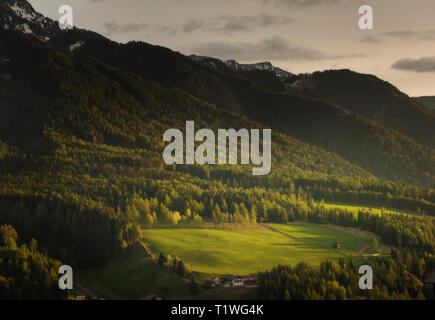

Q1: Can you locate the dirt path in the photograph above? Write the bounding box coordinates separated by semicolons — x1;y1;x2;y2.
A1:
356;245;370;257
263;224;375;257
261;223;309;243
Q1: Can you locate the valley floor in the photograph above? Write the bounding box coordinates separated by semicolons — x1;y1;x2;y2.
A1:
142;223;377;275
76;217;389;299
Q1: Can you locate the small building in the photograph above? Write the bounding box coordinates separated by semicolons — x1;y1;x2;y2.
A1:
218;274;237;287
333;242;342;249
244;279;257;288
214;274;258;288
231;278;244;287
211;277;221;287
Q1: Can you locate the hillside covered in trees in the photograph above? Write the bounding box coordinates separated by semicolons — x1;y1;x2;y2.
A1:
48;30;435;187
415;96;435;111
0;224;64;299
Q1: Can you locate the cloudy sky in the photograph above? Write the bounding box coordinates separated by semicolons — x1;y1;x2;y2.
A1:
29;0;435;97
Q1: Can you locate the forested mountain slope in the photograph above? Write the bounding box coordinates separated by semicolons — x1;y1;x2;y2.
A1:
0;0;60;38
191;56;435;151
0;30;372;181
289;70;435;149
49;30;435;187
415;96;435;111
1;30;390;269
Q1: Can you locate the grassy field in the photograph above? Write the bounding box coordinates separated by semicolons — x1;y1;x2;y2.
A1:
77;221;384;299
323;202;416;216
74;200;409;299
76;245;190;299
142;223;373;275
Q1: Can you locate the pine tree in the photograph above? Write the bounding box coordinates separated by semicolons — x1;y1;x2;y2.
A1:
158;252;167;265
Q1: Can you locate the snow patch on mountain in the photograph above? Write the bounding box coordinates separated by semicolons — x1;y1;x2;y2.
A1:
69;41;85;52
224;60;295;80
0;0;60;38
10;3;36;21
20;23;32;34
190;54;297;90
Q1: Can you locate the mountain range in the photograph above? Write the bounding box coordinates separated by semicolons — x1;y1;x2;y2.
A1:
191;55;435;150
46;30;434;187
0;0;434;188
415;96;435;111
0;0;59;39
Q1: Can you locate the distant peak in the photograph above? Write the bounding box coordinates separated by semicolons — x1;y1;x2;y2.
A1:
0;0;60;39
224;59;295;79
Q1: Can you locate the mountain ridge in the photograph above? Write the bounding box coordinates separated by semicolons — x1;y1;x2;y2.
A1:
0;29;375;182
414;96;435;111
190;54;296;93
0;0;60;39
0;1;434;187
288;69;435;149
47;29;435;187
189;54;435;150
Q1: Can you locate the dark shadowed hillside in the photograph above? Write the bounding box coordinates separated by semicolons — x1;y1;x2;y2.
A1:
415;96;435;111
190;56;435;151
0;30;375;181
48;30;435;187
289;70;435;149
2;30;395;270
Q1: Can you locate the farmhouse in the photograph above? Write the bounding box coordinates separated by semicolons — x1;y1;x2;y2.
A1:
212;274;237;287
213;274;257;288
244;278;257;288
232;278;244;287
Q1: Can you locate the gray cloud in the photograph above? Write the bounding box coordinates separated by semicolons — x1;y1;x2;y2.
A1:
360;34;382;44
361;29;435;44
382;30;435;41
189;36;352;61
183;18;205;33
392;57;435;73
262;0;344;9
383;30;418;38
182;14;292;34
103;21;148;35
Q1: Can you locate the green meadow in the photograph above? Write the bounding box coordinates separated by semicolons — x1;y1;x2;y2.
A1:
77;222;384;299
323;202;417;216
76;245;190;299
142;223;373;275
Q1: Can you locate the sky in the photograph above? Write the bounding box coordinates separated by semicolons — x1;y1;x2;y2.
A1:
28;0;435;97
